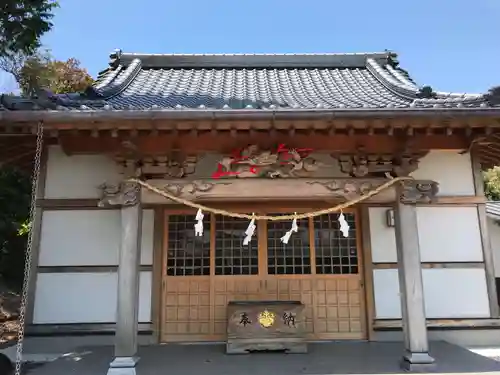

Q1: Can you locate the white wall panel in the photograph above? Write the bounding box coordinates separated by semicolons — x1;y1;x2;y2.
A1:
44;146;122;199
417;207;483;262
422;268;490;318
39;209;154;266
33;271;152;324
140;210;154;265
138;271;152;322
411;151;475;196
368;206;482;263
373;268;490;319
373;269;401;319
487;218;500;277
369;208;397;263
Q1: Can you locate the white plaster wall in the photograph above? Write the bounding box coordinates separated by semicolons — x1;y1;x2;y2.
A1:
33;271;152;324
416;207;483;263
373;268;490;319
368;206;482;263
368;207;397;263
37;147;156;325
44;146;122;199
423;268;490;318
488;217;500;277
411;151;475;196
373;269;401;318
39;209;154;266
369;207;397;263
369;151;479;264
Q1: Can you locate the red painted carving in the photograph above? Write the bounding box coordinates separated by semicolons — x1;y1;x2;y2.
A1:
211;144;316;179
276;144;313;164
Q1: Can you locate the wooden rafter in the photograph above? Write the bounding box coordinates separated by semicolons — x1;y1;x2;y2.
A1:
0;116;499;169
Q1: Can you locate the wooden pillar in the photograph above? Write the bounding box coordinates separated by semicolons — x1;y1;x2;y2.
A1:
99;181;142;375
394;180;437;371
471;153;499;317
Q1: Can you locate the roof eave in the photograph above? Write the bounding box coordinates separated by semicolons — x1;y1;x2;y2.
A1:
1;107;500;123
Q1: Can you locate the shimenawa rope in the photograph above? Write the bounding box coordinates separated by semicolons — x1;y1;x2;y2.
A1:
127;175;411;221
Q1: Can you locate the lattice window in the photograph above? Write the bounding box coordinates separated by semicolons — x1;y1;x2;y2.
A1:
214;215;258;275
267;216;311;275
313;213;358;275
166;215;211;276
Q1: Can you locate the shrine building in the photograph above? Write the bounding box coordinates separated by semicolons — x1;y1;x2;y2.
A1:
1;50;500;373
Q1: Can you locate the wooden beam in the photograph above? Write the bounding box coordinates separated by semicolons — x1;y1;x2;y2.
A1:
37;265;152;273
37;198;105;209
26;323;153;336
58;134;470;155
416;196;485;205
374;318;500;330
11;116;500;130
36;195;487;210
373;262;485;269
141;178;397;205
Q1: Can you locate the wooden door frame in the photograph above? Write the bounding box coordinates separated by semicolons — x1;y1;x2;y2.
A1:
156;202;367;342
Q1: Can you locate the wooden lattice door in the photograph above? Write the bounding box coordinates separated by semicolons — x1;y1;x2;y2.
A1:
160;208;366;342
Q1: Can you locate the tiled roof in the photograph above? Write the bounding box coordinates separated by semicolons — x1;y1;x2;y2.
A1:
1;50;498;112
486;202;500;220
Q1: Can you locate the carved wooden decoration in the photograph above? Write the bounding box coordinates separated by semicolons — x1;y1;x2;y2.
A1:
141;178;396;204
336;152;425;177
162;180;232;197
307;179;377;198
215;144;321;178
141;155;197;178
98;181;141;207
114;155;198;179
399;180;439;204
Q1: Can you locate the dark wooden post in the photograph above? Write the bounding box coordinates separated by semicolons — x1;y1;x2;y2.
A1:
99;181;143;375
394;180;438;371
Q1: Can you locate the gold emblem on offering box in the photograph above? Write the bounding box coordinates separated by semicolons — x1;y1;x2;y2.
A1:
258;310;276;328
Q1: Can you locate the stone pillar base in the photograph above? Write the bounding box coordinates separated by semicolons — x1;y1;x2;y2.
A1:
400;351;436;372
106;356;139;375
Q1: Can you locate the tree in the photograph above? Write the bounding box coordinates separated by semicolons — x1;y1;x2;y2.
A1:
484;167;500;201
0;0;58;58
0;49;94;97
0;167;30;288
0;50;92;290
19;51;94;96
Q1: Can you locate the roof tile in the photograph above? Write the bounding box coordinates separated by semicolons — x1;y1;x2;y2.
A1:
1;51;497;112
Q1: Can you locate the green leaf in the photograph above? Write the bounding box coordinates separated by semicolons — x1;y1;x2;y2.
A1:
0;0;58;57
484;166;500;201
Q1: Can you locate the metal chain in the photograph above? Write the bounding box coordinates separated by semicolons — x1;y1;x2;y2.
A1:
14;121;44;375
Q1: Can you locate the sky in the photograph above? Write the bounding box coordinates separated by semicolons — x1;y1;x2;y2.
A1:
1;0;499;94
